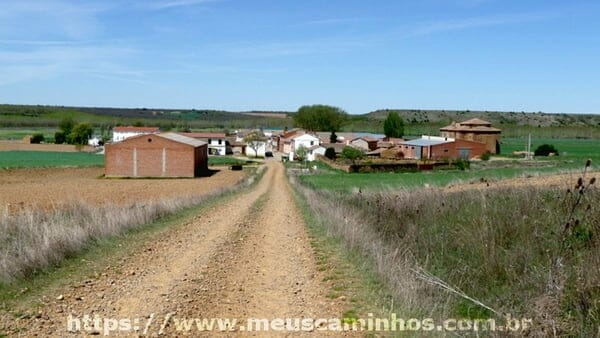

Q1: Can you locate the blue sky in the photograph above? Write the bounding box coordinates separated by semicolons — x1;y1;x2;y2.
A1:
1;0;599;114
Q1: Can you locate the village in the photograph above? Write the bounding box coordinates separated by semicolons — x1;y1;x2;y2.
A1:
103;118;502;177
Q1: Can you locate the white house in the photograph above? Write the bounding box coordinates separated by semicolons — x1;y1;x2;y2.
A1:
292;133;320;151
112;126;160;143
179;132;227;155
289;134;321;161
88;136;101;147
307;145;326;161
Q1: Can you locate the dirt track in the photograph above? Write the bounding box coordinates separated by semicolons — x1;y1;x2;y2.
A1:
0;162;348;336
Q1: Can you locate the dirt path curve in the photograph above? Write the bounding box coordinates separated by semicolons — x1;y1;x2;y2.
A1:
1;162;349;336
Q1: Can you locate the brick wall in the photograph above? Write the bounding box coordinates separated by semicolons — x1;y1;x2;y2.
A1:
105;135;207;177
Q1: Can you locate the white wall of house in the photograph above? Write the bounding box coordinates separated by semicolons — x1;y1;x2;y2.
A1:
112;131;159;143
112;131;141;142
88;137;101;147
292;134;320;151
307;146;326;161
206;138;226;155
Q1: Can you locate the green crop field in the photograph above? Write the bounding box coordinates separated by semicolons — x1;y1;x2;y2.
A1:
501;137;600;160
0;128;57;141
207;156;256;166
0;151;104;169
298;138;600;192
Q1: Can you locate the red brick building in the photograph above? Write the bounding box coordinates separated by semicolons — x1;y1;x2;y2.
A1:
400;136;488;160
105;133;207;178
439;118;501;154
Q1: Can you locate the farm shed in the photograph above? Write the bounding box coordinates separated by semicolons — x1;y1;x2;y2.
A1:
400;136;488;160
105;133;207;178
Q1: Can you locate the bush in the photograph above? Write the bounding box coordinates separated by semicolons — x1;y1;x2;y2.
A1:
54;131;67;144
30;133;45;144
534;144;559;156
341;146;364;164
69;123;93;145
325;147;336;160
480;152;491;161
455;158;470;170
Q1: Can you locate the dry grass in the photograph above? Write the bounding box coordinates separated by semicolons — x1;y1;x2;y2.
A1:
292;164;599;336
0;167;263;282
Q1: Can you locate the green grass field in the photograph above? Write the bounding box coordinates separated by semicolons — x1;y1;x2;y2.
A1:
207;156;253;166
299;138;600;192
0;128;57;141
0;151;104;169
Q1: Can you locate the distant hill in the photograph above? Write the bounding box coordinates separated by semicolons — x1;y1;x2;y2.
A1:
1;104;598;138
364;109;600;128
0;104;294;130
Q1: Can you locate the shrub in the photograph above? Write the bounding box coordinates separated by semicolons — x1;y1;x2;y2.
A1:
455;158;470;170
341;146;364;164
325;147;336;160
54;131;66;144
534;144;559;156
30;133;45;144
480;151;491;161
69;123;93;145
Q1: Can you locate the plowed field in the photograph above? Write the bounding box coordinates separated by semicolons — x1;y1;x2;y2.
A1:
0;167;246;213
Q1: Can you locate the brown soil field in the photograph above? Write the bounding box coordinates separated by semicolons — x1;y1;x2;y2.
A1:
0;141;95;152
242;112;289;119
0;167;246;214
443;170;598;193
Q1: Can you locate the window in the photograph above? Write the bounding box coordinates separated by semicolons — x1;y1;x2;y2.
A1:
218;139;222;145
310;141;314;146
208;138;212;144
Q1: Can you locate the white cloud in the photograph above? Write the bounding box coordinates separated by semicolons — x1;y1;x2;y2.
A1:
299;17;375;26
405;11;561;38
0;0;108;40
133;0;219;11
0;44;143;85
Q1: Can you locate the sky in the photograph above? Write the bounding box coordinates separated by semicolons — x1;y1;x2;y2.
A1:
1;0;599;115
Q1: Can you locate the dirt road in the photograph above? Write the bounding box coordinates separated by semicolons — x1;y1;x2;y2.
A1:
0;162;348;336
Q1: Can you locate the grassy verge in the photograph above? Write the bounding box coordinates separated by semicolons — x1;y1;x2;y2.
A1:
289;174;401;335
299;165;582;192
293;162;599;336
0;151;104;169
208;156;257;166
0;166;264;307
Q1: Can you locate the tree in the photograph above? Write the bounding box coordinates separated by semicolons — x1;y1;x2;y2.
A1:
341;146;364;165
30;133;45;144
294;105;348;132
330;132;338;143
54;131;67;144
244;131;264;158
383;111;404;138
324;147;336;160
69;123;93;145
59;117;75;136
534;144;559;156
295;145;308;162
